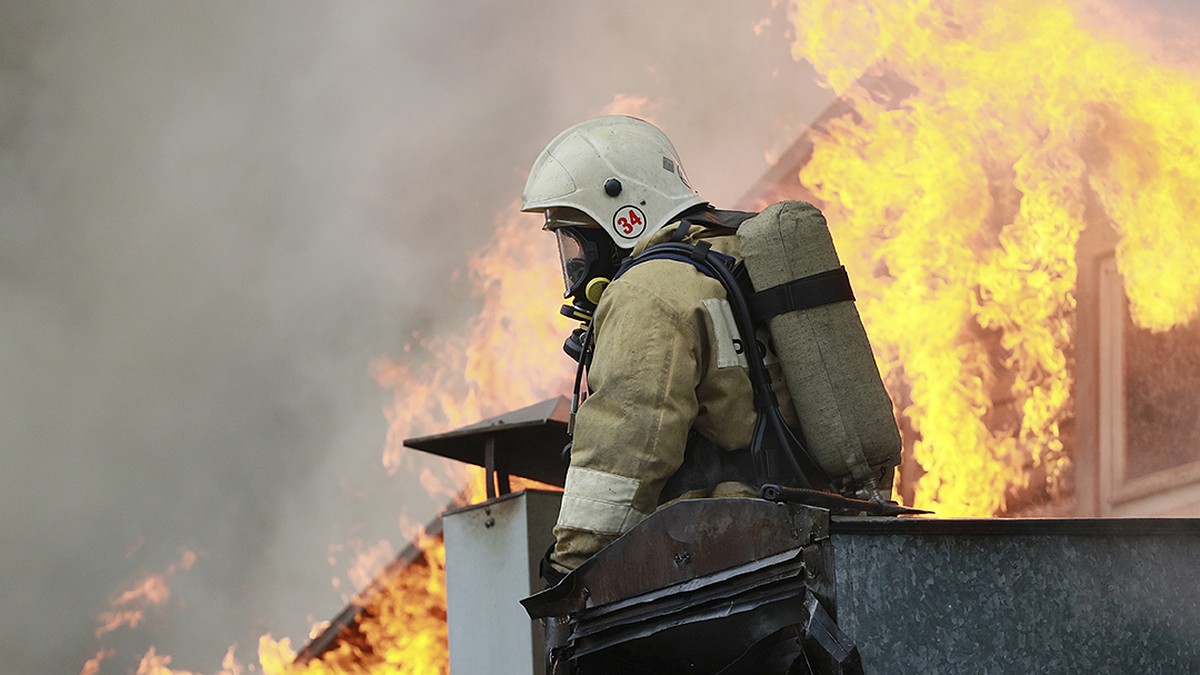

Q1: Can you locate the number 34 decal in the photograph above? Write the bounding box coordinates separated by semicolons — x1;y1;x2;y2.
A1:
612;205;647;241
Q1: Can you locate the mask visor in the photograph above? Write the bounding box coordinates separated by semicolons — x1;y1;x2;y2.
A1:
555;228;591;297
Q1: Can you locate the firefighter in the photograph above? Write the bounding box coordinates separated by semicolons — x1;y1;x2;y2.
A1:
522;116;816;577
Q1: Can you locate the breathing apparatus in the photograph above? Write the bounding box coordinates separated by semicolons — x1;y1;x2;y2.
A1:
547;209;622;320
541;206;623;364
521;118;904;512
545;212;615;457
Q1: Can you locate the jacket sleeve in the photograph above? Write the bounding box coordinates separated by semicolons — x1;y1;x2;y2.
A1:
550;265;704;572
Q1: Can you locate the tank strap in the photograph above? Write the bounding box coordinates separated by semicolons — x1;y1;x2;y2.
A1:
747;266;855;322
675;205;758;233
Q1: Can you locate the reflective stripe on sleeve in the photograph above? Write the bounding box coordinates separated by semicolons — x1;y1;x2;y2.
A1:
556;466;649;535
702;297;748;369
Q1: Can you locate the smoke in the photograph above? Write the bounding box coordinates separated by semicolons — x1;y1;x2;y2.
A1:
1077;0;1200;68
0;1;831;672
3;0;1198;671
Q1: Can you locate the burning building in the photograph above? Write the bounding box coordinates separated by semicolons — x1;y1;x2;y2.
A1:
739;67;1200;519
289;1;1200;671
776;1;1200;520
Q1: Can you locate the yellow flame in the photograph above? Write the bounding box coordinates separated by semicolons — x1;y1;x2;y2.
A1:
788;0;1200;515
259;529;449;675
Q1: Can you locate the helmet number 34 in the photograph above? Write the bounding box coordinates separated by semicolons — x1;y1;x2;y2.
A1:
613;206;647;241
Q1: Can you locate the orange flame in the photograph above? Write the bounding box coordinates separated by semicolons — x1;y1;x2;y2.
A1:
259;528;449;675
372;207;572;484
135;647;194;675
132;644;244;675
256;201;576;672
81;649;114;675
94;550;198;639
787;0;1200;515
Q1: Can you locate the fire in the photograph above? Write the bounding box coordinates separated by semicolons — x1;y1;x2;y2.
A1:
94;550;198;639
81;649;113;675
85;550;209;675
267;96;662;672
786;0;1200;515
259;528;449;675
372;206;573;479
253;200;573;672
135;647;193;675
85;5;1200;670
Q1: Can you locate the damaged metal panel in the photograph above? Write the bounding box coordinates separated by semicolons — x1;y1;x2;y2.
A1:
523;499;857;674
829;517;1200;672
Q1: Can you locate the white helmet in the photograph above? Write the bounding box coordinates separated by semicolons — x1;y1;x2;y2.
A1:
522;116;706;250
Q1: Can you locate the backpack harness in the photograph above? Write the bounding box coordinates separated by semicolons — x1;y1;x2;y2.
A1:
566;207;862;497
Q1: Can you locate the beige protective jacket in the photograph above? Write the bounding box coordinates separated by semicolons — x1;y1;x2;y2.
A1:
550;222;799;572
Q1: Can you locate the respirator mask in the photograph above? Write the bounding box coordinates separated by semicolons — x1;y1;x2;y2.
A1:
544;208;624;361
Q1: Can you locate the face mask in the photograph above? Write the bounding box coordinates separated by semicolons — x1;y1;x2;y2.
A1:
544;209;624;321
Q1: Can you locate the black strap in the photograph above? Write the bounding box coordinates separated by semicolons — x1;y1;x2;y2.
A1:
747;266;855;322
680;206;758;232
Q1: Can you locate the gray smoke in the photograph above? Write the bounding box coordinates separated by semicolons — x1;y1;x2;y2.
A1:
0;2;828;672
7;1;1192;672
